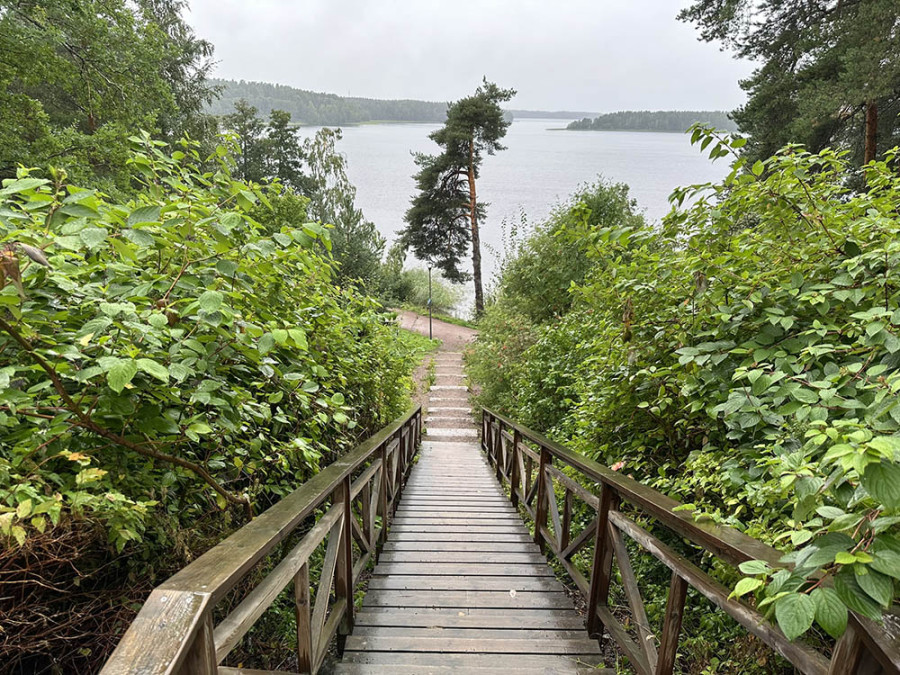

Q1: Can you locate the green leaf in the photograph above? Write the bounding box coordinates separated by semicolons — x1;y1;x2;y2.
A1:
107;360;138;393
136;358;169;383
258;333;275;354
855;567;893;608
16;499;32;519
198;290;223;312
738;560;771;575
775;592;816;641
870;549;900;580
861;461;900;509
79;227;108;249
811;588;847;639
791;387;819;404
0;177;49;195
127;205;161;226
731;577;763;598
834;572;884;621
187;422;213;435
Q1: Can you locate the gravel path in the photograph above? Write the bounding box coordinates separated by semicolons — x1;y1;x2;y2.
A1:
394;310;477;352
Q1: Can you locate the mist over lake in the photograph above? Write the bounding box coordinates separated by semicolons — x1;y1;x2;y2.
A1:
298;118;730;311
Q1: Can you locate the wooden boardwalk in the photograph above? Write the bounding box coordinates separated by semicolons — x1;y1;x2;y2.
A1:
336;351;607;674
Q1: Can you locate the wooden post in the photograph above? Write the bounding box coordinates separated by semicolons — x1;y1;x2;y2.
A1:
586;484;615;638
510;429;521;507
827;622;864;675
495;422;504;482
176;613;216;675
377;444;389;546
655;572;688;675
561;489;572;551
361;482;371;547
533;446;550;552
294;562;313;673
336;476;355;636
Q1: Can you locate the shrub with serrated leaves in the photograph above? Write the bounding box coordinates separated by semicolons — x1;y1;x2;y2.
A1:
0;132;421;555
470;130;900;649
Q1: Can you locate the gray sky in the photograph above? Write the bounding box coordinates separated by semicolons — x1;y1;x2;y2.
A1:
186;0;753;112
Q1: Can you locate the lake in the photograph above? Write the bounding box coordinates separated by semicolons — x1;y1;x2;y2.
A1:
297;119;731;314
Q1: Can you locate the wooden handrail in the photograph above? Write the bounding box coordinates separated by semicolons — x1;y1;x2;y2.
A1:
482;407;900;675
101;405;422;675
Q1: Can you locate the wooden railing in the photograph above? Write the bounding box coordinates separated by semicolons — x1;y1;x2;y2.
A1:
482;407;900;675
101;405;422;675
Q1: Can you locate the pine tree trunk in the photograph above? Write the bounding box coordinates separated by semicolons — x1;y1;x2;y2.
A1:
467;138;484;316
864;100;878;165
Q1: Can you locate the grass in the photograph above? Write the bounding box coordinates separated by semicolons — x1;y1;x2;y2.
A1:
395;326;441;357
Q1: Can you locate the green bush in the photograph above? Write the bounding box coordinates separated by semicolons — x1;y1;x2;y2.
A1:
0;133;427;670
0;132;424;545
469;132;900;658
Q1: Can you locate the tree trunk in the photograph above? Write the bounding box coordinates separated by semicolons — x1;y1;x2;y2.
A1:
467;138;484;316
864;100;878;165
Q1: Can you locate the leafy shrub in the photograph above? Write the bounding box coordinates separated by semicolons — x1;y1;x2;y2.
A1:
469;132;900;652
0;133;425;671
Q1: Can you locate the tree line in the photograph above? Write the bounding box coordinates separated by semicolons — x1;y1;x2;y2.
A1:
207;79;450;125
566;110;738;132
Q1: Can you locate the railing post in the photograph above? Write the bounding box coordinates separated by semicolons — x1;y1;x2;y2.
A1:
533;446;550;552
586;484;615;638
176;612;216;675
377;443;389;546
510;429;521;508
294;562;313;673
336;475;354;637
656;572;688;675
495;422;504;483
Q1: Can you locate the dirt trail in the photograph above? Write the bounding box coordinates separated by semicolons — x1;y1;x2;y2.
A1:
394;309;476;352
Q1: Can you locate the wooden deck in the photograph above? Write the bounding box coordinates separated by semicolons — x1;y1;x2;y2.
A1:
336;352;608;674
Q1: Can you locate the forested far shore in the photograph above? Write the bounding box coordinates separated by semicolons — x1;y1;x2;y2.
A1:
567;109;738;132
208;79;598;125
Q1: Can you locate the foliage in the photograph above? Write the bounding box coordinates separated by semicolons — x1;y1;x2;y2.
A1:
0;134;423;556
303;128;385;287
401;78;516;315
679;0;900;165
469;128;900;649
0;0;216;191
567;110;737;133
396;268;463;315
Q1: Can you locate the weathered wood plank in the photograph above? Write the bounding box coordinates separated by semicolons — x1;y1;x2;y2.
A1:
378;551;546;564
334;665;612;675
373;562;554;577
350;626;591;639
367;575;561;591
361;590;574;609
353;607;587;630
344;636;601;654
382;541;540;552
342;652;606;668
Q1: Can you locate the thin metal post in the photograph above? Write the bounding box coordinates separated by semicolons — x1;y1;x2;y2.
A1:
428;266;433;340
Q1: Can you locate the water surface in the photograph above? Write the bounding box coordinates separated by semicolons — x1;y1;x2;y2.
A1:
298;119;730;312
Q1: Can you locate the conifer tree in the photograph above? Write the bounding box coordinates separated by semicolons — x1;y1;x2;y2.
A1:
402;79;515;315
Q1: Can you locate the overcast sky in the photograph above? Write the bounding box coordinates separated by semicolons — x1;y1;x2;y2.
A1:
186;0;754;113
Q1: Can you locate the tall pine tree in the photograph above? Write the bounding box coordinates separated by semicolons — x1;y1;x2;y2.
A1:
680;0;900;165
402;79;515;315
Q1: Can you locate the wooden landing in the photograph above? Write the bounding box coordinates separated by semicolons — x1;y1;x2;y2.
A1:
336;352;607;674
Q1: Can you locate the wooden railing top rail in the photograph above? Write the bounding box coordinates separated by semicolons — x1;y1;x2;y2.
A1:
102;404;421;675
483;407;777;566
482;407;900;675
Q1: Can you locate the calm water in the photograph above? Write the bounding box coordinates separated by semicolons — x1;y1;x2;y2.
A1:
297;119;730;314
